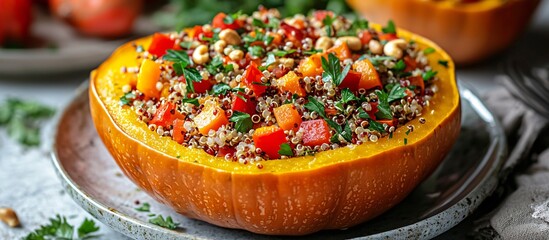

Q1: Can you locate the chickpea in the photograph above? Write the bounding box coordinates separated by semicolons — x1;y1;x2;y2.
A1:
369;40;383;55
219;29;242;45
214;40;227;53
229;49;244;61
384;39;408;59
315;36;334;51
192;45;210;65
336;36;362;51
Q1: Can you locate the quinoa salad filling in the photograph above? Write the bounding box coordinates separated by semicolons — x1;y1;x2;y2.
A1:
119;8;445;164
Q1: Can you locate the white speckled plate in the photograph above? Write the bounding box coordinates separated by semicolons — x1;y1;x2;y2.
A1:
51;82;506;239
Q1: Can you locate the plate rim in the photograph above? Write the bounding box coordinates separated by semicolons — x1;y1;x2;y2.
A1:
49;81;507;240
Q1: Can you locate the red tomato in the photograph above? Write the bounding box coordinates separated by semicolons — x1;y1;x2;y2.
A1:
231;94;257;115
0;0;32;45
177;76;213;94
280;22;304;42
49;0;143;38
359;31;372;45
243;62;267;97
339;70;361;91
253;126;287;159
149;102;184;128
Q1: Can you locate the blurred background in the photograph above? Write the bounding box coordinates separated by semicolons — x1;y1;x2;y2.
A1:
1;0;548;239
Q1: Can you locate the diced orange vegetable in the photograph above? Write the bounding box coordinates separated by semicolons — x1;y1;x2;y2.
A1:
352;59;382;90
298;53;325;77
327;42;351;60
194;101;229;135
137;59;161;99
300;119;332;147
379;33;398;41
408;76;425;94
268;32;282;46
172;119;186;144
253;126;287;159
243;62;267;97
273;104;302;131
278;71;306;97
377;118;397;127
149;102;185;128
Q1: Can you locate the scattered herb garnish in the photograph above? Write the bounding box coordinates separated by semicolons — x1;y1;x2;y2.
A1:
24;215;100;240
321;53;350;86
338;17;369;36
243;30;274;47
0;99;55;146
229;111;253;133
179;41;192;49
359;55;395;66
374;90;393;120
305;97;351;143
405;129;411;135
368;120;386;133
387;85;407;103
322;14;335;36
205;56;224;75
135;202;151;212
271;49;296;57
223;10;243;24
438;60;449;67
119;92;135;106
392;59;406;73
335;88;358;112
278;143;294;156
382;20;396;34
259;53;277;70
303;49;323;55
163;50;202;93
422;69;438;81
248;45;265;58
252;18;266;28
149;215;179;230
210;83;245;101
404;138;408;145
423;47;435;55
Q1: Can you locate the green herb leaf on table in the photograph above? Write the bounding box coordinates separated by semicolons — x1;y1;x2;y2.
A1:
382;20;396;34
0;99;55;146
135;202;151;212
149;215;179;230
321;53;350;86
24;215;100;240
229;111;253;133
278;143;294;157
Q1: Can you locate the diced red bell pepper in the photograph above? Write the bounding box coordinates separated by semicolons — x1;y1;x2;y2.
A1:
216;146;236;157
367;102;379;120
243;62;267;97
379;33;398;41
359;31;372;45
150;102;185;128
404;56;418;72
313;10;334;22
339;70;361;91
231;94;257;115
408;76;425;94
172;119;186;144
148;33;177;57
190;25;214;41
253;126;287;159
177;76;213;94
212;12;243;30
281;22;304;42
300;119;332;147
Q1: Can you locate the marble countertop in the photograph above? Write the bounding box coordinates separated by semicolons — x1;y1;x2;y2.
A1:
1;2;548;239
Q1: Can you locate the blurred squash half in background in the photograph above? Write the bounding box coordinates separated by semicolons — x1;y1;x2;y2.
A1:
347;0;540;65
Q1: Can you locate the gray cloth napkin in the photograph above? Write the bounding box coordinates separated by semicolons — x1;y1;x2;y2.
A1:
482;76;549;239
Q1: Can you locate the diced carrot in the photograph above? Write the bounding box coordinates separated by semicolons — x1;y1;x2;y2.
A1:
231;93;257;115
148;33;176;57
243;62;267;97
352;59;382;90
253;126;287;159
194;101;229;135
339;70;361;91
300;119;332;147
172;119;186;144
327;41;351;60
298;53;325;77
273;104;302;131
379;33;398;41
150;102;185;128
278;71;306;97
408;76;425;94
377;118;397;127
137;59;161;99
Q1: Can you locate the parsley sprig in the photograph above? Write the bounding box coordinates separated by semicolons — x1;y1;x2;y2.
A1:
24;215;100;240
163;50;202;93
148;215;179;230
278;143;294;157
304;97;352;143
0;98;55;146
229;111;253;133
382;20;397;34
321;53;351;86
